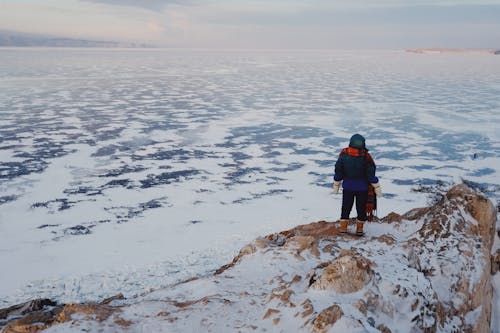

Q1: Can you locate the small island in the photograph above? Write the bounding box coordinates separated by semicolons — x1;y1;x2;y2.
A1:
406;48;499;55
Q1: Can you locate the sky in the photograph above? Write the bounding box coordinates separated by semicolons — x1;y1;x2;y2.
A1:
0;0;499;48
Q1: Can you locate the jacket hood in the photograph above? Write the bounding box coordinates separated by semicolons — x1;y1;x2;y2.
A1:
349;134;366;149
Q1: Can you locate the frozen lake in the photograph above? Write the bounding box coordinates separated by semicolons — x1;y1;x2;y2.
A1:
0;48;499;306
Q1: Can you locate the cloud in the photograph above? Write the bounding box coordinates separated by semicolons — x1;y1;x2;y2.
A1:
80;0;194;11
315;0;500;8
202;4;500;27
147;21;167;33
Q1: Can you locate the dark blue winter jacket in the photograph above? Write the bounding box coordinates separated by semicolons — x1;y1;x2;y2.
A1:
334;147;378;191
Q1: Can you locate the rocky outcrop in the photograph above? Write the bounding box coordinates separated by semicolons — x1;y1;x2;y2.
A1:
312;305;344;333
1;297;130;333
402;184;496;332
309;250;372;293
1;184;497;333
215;220;338;274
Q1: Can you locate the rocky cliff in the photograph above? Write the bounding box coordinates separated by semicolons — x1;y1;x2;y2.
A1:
1;184;498;333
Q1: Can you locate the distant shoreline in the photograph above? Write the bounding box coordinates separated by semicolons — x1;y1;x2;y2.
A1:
0;46;498;53
0;31;151;48
406;48;500;55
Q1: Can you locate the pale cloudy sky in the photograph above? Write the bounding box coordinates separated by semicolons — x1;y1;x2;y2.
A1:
0;0;499;48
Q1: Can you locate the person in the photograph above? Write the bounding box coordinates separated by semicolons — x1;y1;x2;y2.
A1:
333;134;382;235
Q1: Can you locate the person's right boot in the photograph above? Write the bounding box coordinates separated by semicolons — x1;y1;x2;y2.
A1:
339;219;348;233
356;221;365;236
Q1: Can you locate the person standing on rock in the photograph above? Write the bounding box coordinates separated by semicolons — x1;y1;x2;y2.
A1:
333;134;382;235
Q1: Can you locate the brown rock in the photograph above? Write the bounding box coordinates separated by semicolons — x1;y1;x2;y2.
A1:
322;241;339;254
101;293;125;305
290;275;302;284
282;220;339;239
364;290;381;313
313;263;329;271
377;324;392;333
269;286;296;308
253;238;268;248
215;220;340;276
239;244;257;256
285;235;320;259
414;184;497;333
469;268;493;333
157;311;170;317
263;308;280;319
372;234;396;246
301;299;314;318
214;243;258;275
55;303;116;323
403;207;430;220
383;212;403;223
446;184;496;249
311;305;343;333
492;249;500;275
3;303;115;333
354;299;367;315
172;276;200;287
310;252;372;293
172;296;211;308
214;262;235;275
114;317;133;327
411;299;419;312
2;307;62;333
0;299;57;321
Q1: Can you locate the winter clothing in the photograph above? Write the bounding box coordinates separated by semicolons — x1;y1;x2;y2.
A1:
341;190;368;221
349;133;366;149
334;146;378;191
356;221;365;236
372;182;382;198
333;180;342;194
339;219;348;233
334;134;381;225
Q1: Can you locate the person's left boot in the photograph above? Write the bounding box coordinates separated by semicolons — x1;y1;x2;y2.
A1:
356;221;365;236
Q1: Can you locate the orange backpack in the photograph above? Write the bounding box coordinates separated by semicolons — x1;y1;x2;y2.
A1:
366;184;377;222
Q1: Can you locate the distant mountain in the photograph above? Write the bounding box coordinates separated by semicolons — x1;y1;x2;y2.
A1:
0;30;149;48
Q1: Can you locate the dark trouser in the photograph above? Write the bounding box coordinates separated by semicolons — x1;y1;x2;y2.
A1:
341;190;368;221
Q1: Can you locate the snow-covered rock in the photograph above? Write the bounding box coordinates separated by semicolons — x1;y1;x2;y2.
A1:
309;251;372;293
1;184;497;333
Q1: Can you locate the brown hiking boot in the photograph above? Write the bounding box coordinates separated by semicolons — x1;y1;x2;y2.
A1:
339;219;348;233
356;221;365;236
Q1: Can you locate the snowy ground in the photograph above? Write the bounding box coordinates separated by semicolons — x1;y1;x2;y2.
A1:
38;189;497;333
0;48;499;308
